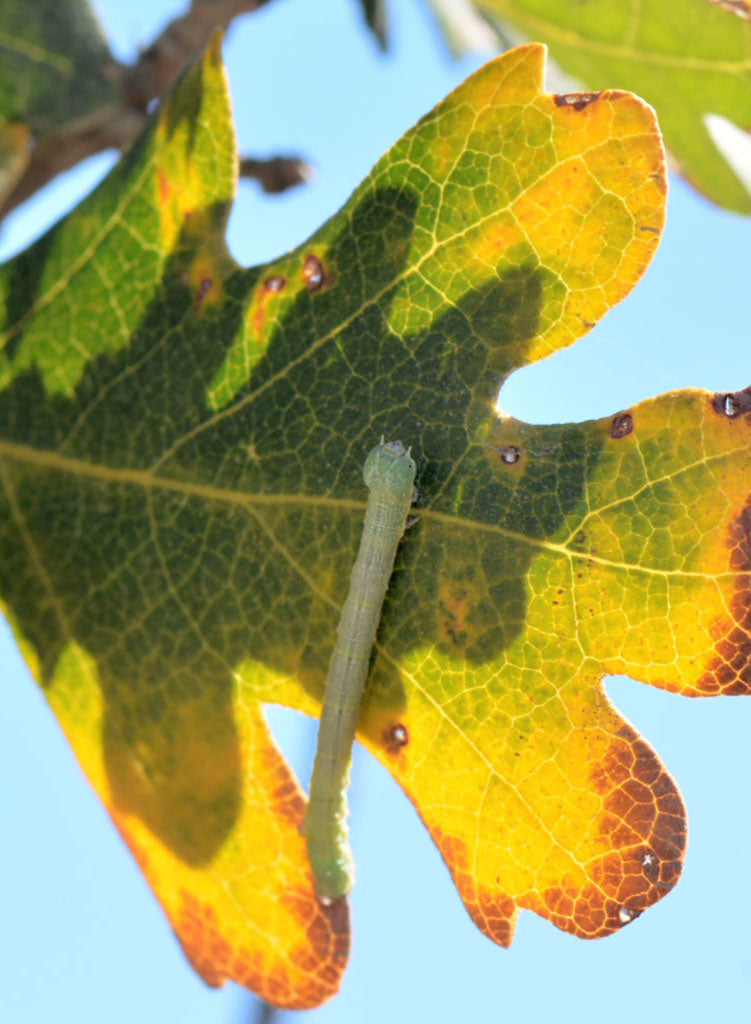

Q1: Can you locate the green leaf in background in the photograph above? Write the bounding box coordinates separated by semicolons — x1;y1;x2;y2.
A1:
473;0;751;213
0;0;120;209
2;32;750;1009
0;0;118;135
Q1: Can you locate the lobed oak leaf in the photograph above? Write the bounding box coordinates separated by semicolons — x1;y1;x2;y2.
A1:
1;34;747;1009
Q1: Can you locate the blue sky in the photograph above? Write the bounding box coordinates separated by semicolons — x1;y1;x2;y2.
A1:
1;2;749;1022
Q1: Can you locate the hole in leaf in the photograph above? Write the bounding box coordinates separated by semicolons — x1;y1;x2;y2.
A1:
263;703;318;787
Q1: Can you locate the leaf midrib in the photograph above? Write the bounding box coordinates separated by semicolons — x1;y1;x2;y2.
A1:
0;436;745;583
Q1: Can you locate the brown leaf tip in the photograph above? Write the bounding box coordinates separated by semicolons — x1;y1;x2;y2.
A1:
610;412;634;439
554;91;602;111
264;274;286;293
712;386;751;418
303;254;326;291
383;723;409;754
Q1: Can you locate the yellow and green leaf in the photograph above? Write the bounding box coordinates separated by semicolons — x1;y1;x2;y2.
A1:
1;37;748;1009
476;0;751;214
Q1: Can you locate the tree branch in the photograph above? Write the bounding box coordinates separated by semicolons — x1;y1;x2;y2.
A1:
123;1;276;110
239;155;313;193
1;0;288;223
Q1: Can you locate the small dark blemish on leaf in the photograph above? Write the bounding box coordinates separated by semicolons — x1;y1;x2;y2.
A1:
383;723;409;753
263;274;286;292
317;892;346;910
712;386;751;418
641;849;659;880
499;445;521;465
610;412;634;439
639;225;660;233
553;91;601;110
195;277;213;309
617;905;640;925
303;253;325;290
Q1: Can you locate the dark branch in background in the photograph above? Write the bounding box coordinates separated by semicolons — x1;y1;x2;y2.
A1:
0;106;144;219
0;0;309;223
123;0;276;110
357;0;389;51
251;999;280;1024
239;155;313;193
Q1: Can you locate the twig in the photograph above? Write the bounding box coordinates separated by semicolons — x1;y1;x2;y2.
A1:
0;107;144;221
239;155;313;193
0;0;285;223
252;1000;279;1024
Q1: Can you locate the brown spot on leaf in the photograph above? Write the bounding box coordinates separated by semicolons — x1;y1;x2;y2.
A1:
498;444;522;465
640;849;659;882
699;495;751;695
303;254;325;291
195;277;213;310
438;580;471;647
639;225;661;233
711;386;751;418
383;723;409;754
251;275;286;337
610;412;634;439
554;91;602;110
264;274;286;292
157;169;172;204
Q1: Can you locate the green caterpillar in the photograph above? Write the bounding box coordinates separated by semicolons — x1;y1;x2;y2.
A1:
305;440;416;903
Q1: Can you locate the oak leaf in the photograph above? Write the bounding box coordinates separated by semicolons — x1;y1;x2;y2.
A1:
1;37;748;1010
475;0;751;213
